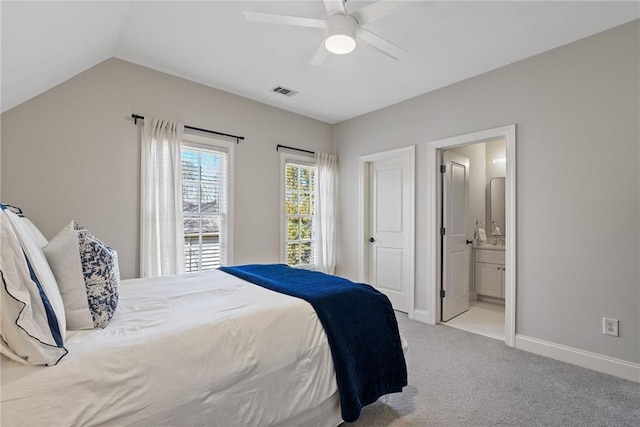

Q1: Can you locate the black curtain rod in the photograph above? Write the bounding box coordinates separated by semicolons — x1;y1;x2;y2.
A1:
131;114;244;144
276;144;315;155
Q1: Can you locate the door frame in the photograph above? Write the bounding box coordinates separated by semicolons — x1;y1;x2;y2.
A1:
426;125;516;346
359;146;415;319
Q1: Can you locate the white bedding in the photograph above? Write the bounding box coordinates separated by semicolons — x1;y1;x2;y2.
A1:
1;270;343;426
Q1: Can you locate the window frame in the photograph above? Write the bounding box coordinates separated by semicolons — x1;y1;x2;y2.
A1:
280;152;317;269
181;133;234;270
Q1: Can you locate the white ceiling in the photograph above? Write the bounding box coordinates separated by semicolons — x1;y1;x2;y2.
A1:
2;1;639;123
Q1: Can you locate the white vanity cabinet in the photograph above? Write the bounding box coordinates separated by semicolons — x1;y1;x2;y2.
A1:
474;247;505;299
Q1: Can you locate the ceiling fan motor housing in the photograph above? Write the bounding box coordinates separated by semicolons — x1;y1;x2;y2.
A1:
325;14;358;54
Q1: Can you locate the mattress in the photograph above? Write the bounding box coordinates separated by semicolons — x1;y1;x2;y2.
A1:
1;270;343;426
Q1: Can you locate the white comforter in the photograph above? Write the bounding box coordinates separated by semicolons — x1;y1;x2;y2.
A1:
1;270;342;426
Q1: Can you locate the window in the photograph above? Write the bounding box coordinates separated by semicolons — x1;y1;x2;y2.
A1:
181;136;232;272
283;159;316;267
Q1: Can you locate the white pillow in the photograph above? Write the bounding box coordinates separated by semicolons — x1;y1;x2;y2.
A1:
3;207;66;338
22;217;48;248
0;206;68;366
1;205;48;248
43;221;120;329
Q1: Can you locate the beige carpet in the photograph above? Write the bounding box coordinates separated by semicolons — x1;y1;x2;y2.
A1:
344;313;640;426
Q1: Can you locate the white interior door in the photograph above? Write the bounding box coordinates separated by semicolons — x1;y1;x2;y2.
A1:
442;151;470;321
368;155;412;312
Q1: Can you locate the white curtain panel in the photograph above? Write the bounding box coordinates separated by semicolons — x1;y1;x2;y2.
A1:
314;152;338;274
140;118;185;277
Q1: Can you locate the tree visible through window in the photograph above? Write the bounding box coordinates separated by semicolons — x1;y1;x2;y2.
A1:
182;146;227;272
285;163;316;266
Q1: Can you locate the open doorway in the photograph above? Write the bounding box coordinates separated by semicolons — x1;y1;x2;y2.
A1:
425;125;516;347
441;138;506;340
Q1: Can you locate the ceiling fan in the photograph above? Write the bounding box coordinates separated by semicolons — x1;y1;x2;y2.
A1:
243;0;408;66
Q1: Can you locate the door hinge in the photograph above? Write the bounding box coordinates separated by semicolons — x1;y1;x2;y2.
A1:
440;165;446;173
440;289;446;298
440;227;446;236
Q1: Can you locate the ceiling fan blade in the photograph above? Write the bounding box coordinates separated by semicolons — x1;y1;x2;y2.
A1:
356;28;407;60
351;0;407;25
243;11;325;28
309;42;330;67
323;0;346;16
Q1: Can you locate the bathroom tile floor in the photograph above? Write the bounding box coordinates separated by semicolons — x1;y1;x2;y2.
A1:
443;300;505;341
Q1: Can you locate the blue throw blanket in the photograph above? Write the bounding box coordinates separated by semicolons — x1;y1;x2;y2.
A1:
219;264;407;422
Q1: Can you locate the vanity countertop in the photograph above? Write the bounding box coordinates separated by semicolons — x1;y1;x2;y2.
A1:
474;243;505;251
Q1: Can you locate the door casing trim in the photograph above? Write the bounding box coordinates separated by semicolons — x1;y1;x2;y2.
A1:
427;125;516;347
359;146;415;319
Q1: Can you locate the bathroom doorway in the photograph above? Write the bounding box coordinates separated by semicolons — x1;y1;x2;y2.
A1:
426;125;516;346
441;138;506;340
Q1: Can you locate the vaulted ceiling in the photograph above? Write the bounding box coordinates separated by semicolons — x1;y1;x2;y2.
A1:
2;1;639;123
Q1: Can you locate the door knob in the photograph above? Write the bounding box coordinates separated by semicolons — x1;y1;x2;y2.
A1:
466;240;473;245
369;237;375;243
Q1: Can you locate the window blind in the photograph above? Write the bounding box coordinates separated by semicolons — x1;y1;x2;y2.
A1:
182;145;228;272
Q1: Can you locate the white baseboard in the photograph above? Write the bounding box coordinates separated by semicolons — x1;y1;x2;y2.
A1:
516;335;640;383
412;309;433;325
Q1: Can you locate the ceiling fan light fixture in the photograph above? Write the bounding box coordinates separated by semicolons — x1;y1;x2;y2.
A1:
324;13;358;55
325;33;356;54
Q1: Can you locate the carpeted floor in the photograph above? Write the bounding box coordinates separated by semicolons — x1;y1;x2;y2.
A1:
344;313;640;426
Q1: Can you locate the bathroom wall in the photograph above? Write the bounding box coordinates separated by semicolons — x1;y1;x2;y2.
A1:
486;138;507;180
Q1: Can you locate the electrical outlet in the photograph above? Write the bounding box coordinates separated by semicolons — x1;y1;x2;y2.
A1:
603;318;619;337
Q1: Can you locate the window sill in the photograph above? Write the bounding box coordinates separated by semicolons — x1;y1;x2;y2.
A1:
289;264;316;271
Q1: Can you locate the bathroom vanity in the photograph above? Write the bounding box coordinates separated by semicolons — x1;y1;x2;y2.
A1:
474;245;505;300
474;175;507;302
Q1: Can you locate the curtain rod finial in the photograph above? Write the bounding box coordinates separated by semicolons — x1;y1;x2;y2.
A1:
131;113;144;125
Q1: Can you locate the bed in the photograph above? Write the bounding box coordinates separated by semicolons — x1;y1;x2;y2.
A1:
0;206;408;426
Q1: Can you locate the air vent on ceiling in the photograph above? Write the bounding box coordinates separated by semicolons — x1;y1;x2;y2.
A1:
271;85;299;97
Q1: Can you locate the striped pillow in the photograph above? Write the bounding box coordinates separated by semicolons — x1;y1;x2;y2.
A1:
3;204;48;248
0;205;67;366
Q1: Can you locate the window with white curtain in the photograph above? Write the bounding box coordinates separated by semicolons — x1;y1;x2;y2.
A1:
282;154;317;268
182;134;233;272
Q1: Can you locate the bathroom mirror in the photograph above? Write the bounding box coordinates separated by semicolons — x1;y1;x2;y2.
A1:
489;177;505;236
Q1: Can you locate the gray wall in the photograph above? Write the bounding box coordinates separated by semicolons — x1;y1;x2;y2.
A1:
334;21;639;363
1;58;333;279
1;21;638;366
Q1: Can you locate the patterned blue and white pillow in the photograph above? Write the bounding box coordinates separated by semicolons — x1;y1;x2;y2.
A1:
0;205;68;366
43;221;120;329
